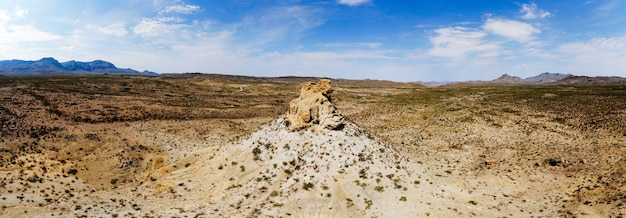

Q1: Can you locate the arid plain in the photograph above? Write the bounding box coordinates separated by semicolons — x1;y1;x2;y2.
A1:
1;74;626;217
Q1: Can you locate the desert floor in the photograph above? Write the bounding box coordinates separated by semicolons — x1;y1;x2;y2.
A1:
1;74;626;217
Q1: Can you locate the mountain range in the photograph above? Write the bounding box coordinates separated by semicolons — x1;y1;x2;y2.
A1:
492;72;626;85
0;57;156;76
1;58;624;85
492;72;572;84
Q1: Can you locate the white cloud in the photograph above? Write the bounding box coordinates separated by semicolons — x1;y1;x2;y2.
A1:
0;10;10;23
163;4;200;14
0;7;27;22
0;8;62;43
238;6;326;48
133;17;188;38
97;22;128;36
482;18;539;42
426;27;501;59
558;35;626;55
13;6;27;18
0;24;62;43
337;0;371;7
520;3;551;19
555;35;626;75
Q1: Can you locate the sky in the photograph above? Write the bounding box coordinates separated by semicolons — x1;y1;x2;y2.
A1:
1;0;625;82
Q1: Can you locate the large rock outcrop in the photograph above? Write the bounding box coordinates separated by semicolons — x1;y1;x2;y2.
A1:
286;79;344;131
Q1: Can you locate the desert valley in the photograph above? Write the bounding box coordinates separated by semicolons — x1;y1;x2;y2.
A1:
0;72;625;217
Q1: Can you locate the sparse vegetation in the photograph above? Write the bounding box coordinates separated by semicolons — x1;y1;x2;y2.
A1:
364;198;373;209
1;75;625;217
302;182;314;191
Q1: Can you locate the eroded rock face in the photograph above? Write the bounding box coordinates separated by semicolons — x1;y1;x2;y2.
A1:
286;79;344;131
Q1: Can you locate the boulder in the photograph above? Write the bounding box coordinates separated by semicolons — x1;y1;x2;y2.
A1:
286;79;344;131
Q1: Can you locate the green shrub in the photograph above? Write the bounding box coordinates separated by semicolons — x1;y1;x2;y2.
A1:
374;186;384;192
302;182;314;191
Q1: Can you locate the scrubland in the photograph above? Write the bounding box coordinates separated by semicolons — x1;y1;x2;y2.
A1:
1;75;625;217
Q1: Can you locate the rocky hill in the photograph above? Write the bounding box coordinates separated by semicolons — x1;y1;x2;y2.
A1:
0;57;156;76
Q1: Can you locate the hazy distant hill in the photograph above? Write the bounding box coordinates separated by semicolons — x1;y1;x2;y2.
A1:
492;72;572;84
490;72;626;85
0;57;157;76
492;74;525;84
554;75;626;85
524;72;572;83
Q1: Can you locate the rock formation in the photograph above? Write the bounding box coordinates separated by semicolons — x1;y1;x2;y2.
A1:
286;79;344;131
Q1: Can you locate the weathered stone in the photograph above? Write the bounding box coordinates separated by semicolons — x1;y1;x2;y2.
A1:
286;79;344;131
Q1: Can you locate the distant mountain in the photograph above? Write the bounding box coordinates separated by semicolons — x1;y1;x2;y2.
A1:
491;72;572;84
490;72;625;85
0;57;157;76
492;74;525;84
524;72;572;83
554;75;626;85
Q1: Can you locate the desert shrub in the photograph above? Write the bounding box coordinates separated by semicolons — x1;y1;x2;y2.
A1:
302;182;314;191
374;186;384;192
270;191;279;197
364;198;373;209
27;175;43;183
252;147;262;155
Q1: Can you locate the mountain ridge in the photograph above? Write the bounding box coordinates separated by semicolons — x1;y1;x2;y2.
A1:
0;57;156;76
491;72;625;85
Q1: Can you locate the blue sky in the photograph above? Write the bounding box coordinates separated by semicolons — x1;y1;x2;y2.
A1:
1;0;625;81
